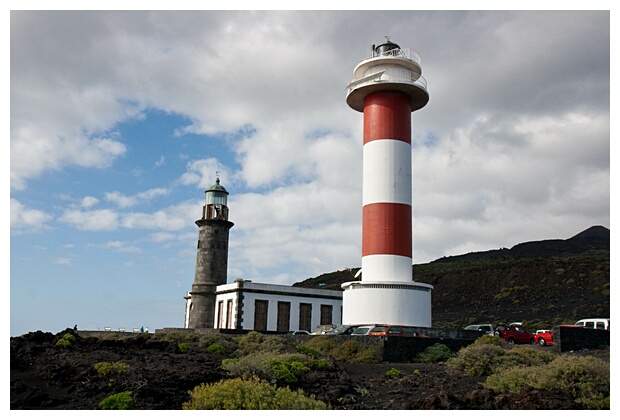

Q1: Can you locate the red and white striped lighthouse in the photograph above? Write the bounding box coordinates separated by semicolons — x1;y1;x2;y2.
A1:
342;38;433;327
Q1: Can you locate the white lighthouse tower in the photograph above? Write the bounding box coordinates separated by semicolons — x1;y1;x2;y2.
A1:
342;38;433;327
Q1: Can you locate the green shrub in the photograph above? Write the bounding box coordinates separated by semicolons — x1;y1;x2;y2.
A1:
206;343;226;354
485;355;609;409
199;333;237;355
297;345;321;357
260;335;295;354
414;343;456;363
385;368;402;378
182;377;327;410
222;353;273;380
233;332;294;356
102;333;123;341
99;391;133;410
307;359;332;371
222;352;314;383
55;333;76;348
495;346;556;370
177;343;190;353
330;340;382;363
94;362;130;376
471;334;508;348
446;344;505;376
235;331;264;355
153;331;200;343
303;336;337;355
265;360;310;383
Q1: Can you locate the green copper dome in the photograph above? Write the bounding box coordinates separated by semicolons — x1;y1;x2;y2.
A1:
205;177;228;195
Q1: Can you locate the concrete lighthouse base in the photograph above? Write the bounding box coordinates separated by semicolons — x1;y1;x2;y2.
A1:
341;281;433;327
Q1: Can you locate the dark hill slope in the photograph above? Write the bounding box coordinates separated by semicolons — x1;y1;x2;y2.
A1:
293;226;610;329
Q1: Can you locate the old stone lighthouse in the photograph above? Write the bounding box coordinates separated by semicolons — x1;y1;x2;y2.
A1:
185;177;234;328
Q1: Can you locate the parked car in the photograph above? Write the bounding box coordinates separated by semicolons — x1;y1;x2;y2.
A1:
287;330;311;335
496;324;535;344
367;325;427;337
324;325;360;335
350;325;376;335
534;329;554;346
494;324;508;336
464;324;494;335
575;318;610;330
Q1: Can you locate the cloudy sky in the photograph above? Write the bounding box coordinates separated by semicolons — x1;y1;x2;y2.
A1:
9;8;612;336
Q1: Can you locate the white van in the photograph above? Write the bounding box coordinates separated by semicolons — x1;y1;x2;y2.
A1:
575;318;610;330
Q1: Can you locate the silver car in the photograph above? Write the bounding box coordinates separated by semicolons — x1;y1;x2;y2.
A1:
350;325;376;335
464;324;494;335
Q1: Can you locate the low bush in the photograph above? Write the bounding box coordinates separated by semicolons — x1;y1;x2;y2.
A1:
385;368;402;378
446;343;505;376
205;343;226;354
234;332;295;356
99;391;133;410
265;359;310;383
177;343;190;353
485;355;610;409
182;377;327;410
199;333;237;355
302;336;337;355
153;331;200;343
414;343;456;363
495;346;556;370
234;331;263;355
470;334;508;348
330;340;382;363
55;333;76;348
94;362;130;377
307;359;332;371
222;352;316;383
297;345;321;357
222;353;272;380
102;333;123;341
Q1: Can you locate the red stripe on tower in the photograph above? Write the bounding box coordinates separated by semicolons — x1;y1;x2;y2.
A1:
363;91;411;145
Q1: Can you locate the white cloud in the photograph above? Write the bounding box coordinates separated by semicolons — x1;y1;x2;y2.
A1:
80;196;100;208
99;241;141;253
10;199;53;230
52;258;72;265
105;188;169;208
121;210;187;231
60;208;119;231
179;158;229;189
154;156;165;167
10;128;127;191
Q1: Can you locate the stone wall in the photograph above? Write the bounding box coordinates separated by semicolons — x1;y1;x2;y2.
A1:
554;326;610;352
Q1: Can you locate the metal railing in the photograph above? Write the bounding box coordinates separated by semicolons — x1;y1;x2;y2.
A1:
369;47;422;67
346;68;427;95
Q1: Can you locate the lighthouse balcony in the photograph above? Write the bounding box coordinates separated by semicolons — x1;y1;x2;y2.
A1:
346;67;427;95
346;67;429;112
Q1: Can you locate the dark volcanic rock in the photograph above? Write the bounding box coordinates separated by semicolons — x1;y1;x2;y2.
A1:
11;330;605;410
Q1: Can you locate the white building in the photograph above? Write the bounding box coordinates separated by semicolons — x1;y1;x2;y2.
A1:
185;279;342;332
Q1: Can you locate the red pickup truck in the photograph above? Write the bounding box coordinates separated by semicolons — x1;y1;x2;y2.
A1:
496;325;535;344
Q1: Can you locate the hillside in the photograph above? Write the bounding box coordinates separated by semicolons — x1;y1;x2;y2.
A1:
293;226;610;330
